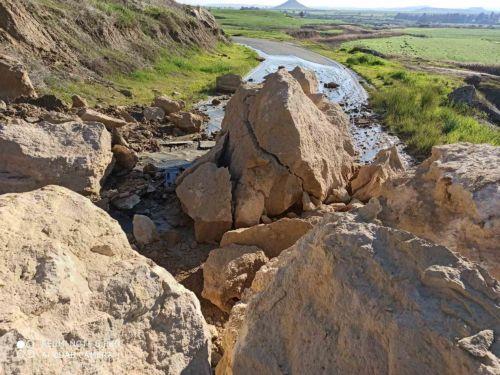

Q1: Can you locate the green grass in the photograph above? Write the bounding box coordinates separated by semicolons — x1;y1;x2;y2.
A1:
342;27;500;65
91;0;138;28
211;9;332;40
46;43;259;107
303;42;499;155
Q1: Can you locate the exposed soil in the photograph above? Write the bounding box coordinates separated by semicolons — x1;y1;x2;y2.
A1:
0;0;225;92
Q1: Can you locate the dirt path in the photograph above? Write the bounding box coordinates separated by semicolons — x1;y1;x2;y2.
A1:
233;37;340;65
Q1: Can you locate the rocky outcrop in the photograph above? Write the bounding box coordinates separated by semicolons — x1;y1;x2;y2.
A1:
177;69;355;238
216;74;244;93
0;54;37;101
380;143;500;279
176;162;233;242
220;218;313;258
0;185;212;374
202;244;268;312
218;212;500;374
0;120;113;195
351;145;405;202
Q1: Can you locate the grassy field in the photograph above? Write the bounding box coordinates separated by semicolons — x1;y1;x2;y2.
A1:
342;28;500;65
211;9;332;40
46;43;259;107
304;42;500;154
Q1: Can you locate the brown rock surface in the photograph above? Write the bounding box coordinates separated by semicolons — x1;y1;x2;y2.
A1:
78;108;128;130
351;145;405;202
202;244;268;312
0;54;37;101
112;144;138;171
219;212;500;374
170;111;205;133
380;143;500;279
153;96;185;115
0;185;212;374
176;162;233;242
220;218;313;258
0;120;113;195
216;74;243;93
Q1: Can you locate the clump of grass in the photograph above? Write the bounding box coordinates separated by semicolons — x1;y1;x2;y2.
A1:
92;0;137;28
346;53;385;66
372;81;500;154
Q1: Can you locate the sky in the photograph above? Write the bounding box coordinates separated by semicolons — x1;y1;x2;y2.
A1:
177;0;499;10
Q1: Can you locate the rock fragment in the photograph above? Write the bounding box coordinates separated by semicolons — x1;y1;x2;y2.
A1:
79;108;128;130
0;54;37;101
216;74;243;93
176;162;232;242
202;244;268;312
133;214;159;246
0;120;112;195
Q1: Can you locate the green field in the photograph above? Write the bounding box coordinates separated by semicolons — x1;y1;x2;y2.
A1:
207;10;500;155
211;9;332;40
343;28;500;65
304;42;500;154
46;43;259;106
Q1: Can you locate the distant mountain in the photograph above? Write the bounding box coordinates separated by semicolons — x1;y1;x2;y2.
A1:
274;0;308;10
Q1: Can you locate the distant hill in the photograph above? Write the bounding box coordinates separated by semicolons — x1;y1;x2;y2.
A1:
274;0;308;10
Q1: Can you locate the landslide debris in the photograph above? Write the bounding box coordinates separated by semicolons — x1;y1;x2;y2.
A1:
176;68;355;242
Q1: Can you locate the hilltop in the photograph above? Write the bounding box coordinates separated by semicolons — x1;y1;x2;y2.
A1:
274;0;309;10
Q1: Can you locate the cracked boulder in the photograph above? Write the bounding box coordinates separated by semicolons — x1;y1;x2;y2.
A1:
0;185;212;374
177;69;354;237
380;143;500;279
0;120;113;195
218;212;500;374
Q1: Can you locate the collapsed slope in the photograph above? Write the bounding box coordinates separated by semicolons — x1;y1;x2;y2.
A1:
0;0;224;93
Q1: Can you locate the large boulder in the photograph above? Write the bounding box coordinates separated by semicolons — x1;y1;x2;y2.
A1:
380;143;500;279
202;244;268;312
0;54;37;101
218;212;500;374
177;69;355;235
220;218;313;258
176;162;233;242
350;145;405;202
216;74;243;93
0;120;113;195
0;185;212;374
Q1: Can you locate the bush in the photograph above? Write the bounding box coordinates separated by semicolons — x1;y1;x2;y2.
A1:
346;53;385;66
